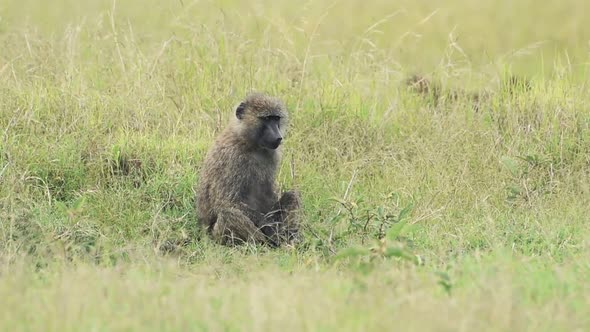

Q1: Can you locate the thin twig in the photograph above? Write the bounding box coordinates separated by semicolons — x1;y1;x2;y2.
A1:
0;162;8;180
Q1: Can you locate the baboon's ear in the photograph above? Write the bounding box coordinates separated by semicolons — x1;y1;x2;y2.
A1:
235;102;246;120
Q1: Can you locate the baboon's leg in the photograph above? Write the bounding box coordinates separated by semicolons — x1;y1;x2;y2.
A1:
277;190;301;211
212;207;276;247
261;190;302;245
279;190;302;244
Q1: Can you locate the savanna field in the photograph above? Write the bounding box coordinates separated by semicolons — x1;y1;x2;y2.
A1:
1;0;589;330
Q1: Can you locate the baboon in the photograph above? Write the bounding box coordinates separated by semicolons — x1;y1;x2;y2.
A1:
405;74;442;99
405;74;530;110
405;74;484;108
196;93;301;247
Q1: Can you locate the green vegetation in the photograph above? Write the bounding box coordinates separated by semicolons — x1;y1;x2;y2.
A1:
1;0;589;330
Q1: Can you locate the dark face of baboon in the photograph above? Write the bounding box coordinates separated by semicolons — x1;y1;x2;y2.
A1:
234;93;288;150
257;115;283;150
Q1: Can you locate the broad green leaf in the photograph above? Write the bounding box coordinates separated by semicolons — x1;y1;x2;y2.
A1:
398;203;414;221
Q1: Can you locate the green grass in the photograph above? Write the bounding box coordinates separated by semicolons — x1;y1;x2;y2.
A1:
1;0;590;330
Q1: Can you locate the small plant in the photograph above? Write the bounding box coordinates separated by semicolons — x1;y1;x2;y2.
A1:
333;197;422;266
331;192;415;240
501;154;556;204
435;271;453;295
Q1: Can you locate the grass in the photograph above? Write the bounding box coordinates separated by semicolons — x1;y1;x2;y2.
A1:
1;0;589;330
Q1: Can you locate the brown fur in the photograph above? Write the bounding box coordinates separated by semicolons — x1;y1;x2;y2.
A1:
405;74;478;105
196;93;301;247
405;74;441;99
405;74;529;110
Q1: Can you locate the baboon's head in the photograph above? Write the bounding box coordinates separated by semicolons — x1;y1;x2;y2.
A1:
234;93;288;150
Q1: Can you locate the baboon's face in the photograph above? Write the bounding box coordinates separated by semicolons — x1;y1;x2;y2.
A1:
255;115;283;150
236;101;286;150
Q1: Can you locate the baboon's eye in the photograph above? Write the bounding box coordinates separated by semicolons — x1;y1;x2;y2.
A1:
263;115;280;122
